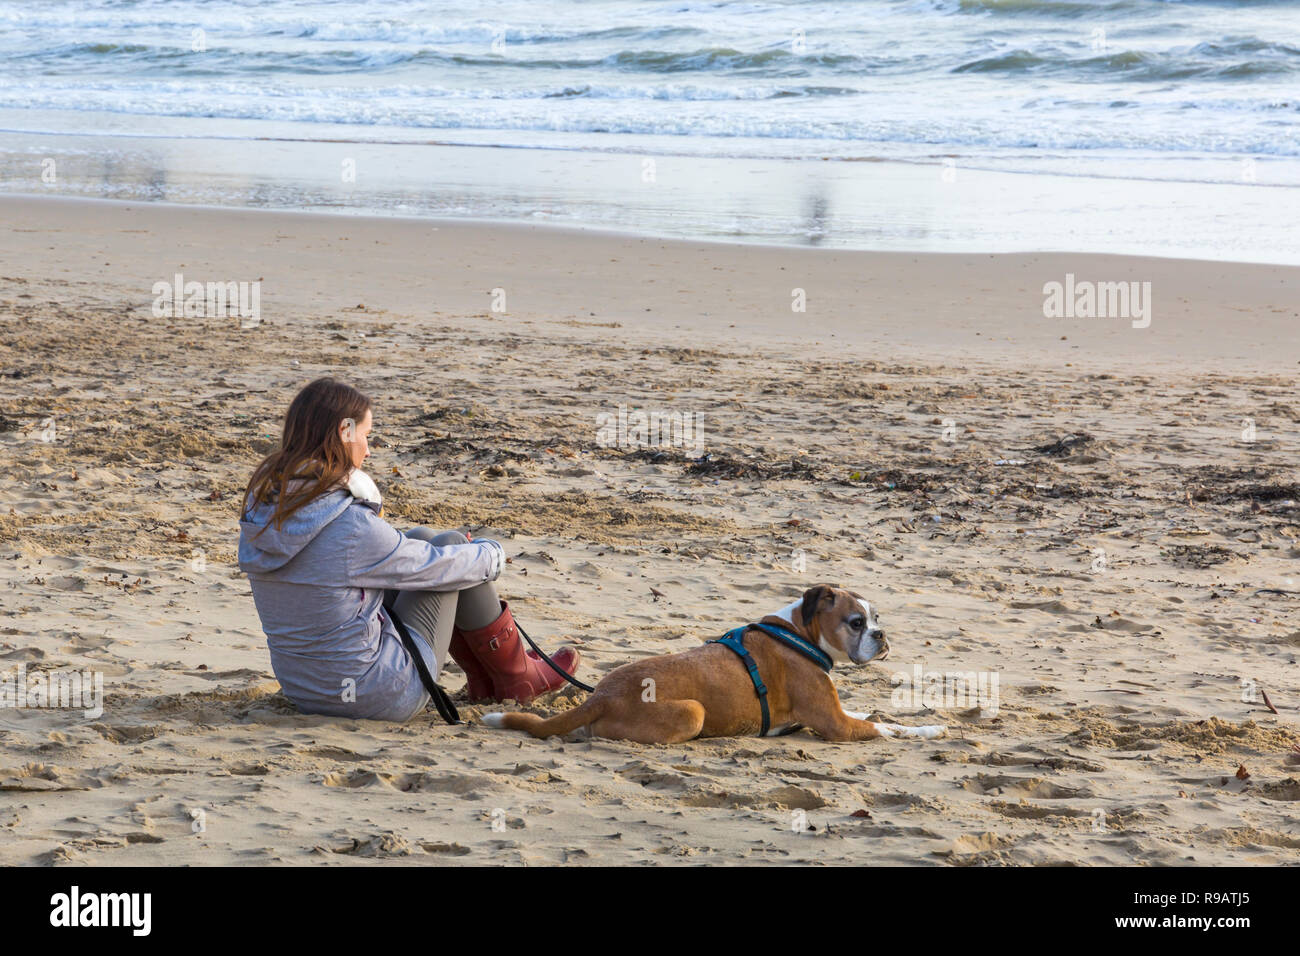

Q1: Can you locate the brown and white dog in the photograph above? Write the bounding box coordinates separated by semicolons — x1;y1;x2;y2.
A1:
481;584;947;745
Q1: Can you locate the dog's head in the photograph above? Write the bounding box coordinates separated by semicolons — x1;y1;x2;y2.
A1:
769;584;889;666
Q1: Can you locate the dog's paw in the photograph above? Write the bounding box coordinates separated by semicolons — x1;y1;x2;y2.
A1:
480;712;507;729
878;722;946;740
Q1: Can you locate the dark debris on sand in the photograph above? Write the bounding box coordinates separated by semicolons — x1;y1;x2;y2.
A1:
611;448;823;481
1184;465;1299;508
685;453;822;481
1027;432;1096;457
417;436;534;464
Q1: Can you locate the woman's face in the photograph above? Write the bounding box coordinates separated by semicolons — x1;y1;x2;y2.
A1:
339;407;373;469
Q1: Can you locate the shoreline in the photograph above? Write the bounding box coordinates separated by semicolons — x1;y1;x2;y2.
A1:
15;188;1300;263
3;126;1298;264
8;120;1300;190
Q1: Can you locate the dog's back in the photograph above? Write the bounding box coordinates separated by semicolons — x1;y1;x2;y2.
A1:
484;637;800;742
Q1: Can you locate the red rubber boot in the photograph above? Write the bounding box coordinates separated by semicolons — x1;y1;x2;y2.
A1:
456;600;581;703
448;630;494;702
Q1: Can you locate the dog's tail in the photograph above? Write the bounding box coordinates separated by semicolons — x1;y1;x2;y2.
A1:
480;697;605;738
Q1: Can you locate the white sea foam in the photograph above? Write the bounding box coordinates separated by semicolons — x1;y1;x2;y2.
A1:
0;0;1294;172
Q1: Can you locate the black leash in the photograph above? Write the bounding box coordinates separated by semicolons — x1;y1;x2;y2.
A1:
387;608;462;725
516;620;594;693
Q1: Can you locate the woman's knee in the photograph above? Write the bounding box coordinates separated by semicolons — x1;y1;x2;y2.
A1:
405;527;469;547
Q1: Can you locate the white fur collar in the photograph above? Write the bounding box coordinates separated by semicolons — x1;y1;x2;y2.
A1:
345;467;383;513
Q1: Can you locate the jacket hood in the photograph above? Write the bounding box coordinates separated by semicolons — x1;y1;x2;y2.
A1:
238;485;356;574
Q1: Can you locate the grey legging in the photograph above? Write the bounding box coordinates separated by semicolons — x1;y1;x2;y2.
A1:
381;527;503;675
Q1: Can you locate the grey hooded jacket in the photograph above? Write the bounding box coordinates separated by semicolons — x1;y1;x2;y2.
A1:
237;487;505;721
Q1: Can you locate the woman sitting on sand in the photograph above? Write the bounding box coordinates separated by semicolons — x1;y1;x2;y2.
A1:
237;377;581;721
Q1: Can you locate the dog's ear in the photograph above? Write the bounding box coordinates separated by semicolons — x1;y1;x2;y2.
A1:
800;585;836;628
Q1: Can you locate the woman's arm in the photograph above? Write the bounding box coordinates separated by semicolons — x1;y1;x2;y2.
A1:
344;505;504;592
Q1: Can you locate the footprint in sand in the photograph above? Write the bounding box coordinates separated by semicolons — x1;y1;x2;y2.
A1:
959;773;1096;800
92;723;165;744
0;763;104;792
680;784;827;810
319;832;415;857
1257;778;1300;802
321;769;501;797
56;631;115;654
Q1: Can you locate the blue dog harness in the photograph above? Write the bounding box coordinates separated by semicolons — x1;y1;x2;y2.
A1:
710;622;834;736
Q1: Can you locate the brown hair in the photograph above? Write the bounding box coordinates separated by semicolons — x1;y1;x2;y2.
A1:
241;377;372;537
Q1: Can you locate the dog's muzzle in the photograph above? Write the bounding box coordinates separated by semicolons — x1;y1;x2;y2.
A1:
850;629;889;664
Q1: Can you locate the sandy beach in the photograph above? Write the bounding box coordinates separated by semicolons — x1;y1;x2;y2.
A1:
1;194;1299;866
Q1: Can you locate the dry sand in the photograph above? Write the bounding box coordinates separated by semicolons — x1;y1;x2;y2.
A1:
1;195;1298;865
